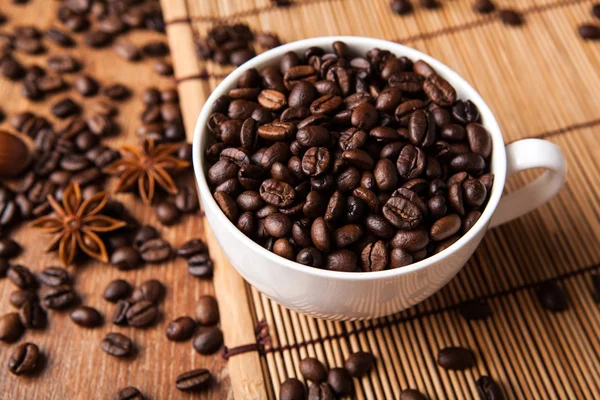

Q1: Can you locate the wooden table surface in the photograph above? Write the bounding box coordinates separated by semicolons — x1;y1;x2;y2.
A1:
0;2;230;399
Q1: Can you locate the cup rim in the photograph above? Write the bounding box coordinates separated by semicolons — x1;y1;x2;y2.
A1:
192;36;506;281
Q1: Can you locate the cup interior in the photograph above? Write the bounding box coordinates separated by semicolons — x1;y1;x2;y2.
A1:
193;36;507;281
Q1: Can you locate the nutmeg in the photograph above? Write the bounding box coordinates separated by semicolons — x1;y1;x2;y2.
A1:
0;130;32;179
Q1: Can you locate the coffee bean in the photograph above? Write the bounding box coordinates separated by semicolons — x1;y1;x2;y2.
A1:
383;190;424;229
133;225;158;248
280;378;306;400
52;98;80;118
131;279;165;304
7;265;36;289
112;300;131;326
360;240;388;271
174;184;199;213
8;343;39;375
0;313;24;342
38;266;69;287
400;389;428;400
437;346;475;370
101;332;132;357
126;300;158;327
188;254;214;278
327;250;357;272
45;27;74;47
104;280;132;303
195;295;219;325
85;30;112;47
536;281;568;312
113;387;144;400
167;316;196;341
476;376;504;400
19;299;46;329
177;239;207;259
10;290;37;308
473;0;495;14
154;202;180;226
579;24;600;40
111;246;142;270
430;214;461;241
102;83;131;100
43;285;76;309
139;238;171;263
499;9;523;26
114;40;140;61
300;357;327;382
175;368;211;392
193;327;223;354
70;306;102;327
0;239;21;258
458;299;491;320
308;382;335;400
327;368;354;397
74;75;99;96
344;351;374;377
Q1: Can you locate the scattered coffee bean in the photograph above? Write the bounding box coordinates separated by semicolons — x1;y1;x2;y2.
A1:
101;332;133;357
142;41;169;57
52;98;81;118
419;0;439;9
175;368;211;392
126;300;158;327
131;279;165;303
45;27;74;47
114;40;141;61
111;246;142;270
344;351;374;377
19;299;46;329
174;185;199;213
176;238;207;258
193;326;224;354
458;299;491;320
473;0;495;14
166;316;196;341
70;306;102;327
499;9;523;26
112;300;132;326
133;225;159;247
10;290;37;308
300;357;327;382
0;239;21;258
7;265;36;289
156;202;181;225
476;376;504;400
400;389;428;400
8;342;40;375
308;382;335;400
153;60;173;76
579;24;600;40
102;83;131;100
104;279;132;302
139;238;171;263
535;281;569;312
195;295;219;325
280;378;306;400
38;266;69;287
188;253;214;278
74;75;99;96
42;285;76;309
327;367;354;397
85;30;112;48
113;386;144;400
437;346;475;370
0;313;24;342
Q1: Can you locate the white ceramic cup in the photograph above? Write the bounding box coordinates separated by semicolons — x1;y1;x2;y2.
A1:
192;36;567;321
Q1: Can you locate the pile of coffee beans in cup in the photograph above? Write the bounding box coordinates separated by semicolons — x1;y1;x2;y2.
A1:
205;41;494;272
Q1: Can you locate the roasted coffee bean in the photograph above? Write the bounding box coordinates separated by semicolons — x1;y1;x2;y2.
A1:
177;238;207;258
0;239;21;258
0;313;24;342
193;327;224;354
214;191;239;221
103;279;131;302
102;83;130;100
139;238;171;263
8;343;39;375
536;281;569;312
327;249;357;272
153;60;173;76
112;300;131;326
430;214;461;241
111;246;142;270
0;259;7;277
195;295;219;325
47;54;79;73
1;56;26;80
452;100;480;124
101;332;132;357
473;0;496;14
142;41;169;57
7;265;36;289
155;202;181;226
167;316;196;341
400;389;428;400
188;254;214;278
126;300;158;327
113;387;144;400
383;191;424;229
70;306;102;327
361;240;388;271
458;299;492;320
344;351;374;377
175;369;211;392
260;179;295;207
390;248;413;268
397;144;426;179
300;357;327;382
10;290;37;308
579;24;600;40
38;266;69;287
423;74;456;106
280;378;306;400
45;27;74;47
85;30;112;47
131;280;165;304
308;382;335;400
327;368;354;397
476;376;504;400
437;346;475;370
499;9;523;26
42;285;75;309
51;98;80;118
174;184;199;213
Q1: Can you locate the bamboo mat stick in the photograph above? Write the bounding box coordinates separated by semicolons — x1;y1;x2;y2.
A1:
161;0;268;398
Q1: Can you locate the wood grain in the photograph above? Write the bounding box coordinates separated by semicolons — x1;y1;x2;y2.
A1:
0;1;231;399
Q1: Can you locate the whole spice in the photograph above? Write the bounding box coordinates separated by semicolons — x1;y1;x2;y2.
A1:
103;138;189;204
31;183;126;266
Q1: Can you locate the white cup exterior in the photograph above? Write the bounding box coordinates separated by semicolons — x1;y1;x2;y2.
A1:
193;36;509;321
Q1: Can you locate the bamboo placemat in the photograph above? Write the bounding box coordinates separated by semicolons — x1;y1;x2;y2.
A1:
160;0;600;398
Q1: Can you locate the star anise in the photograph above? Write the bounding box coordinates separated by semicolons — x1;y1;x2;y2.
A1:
31;183;126;267
103;138;189;204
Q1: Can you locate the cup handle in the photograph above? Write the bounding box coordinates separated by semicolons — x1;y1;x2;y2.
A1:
489;138;567;228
